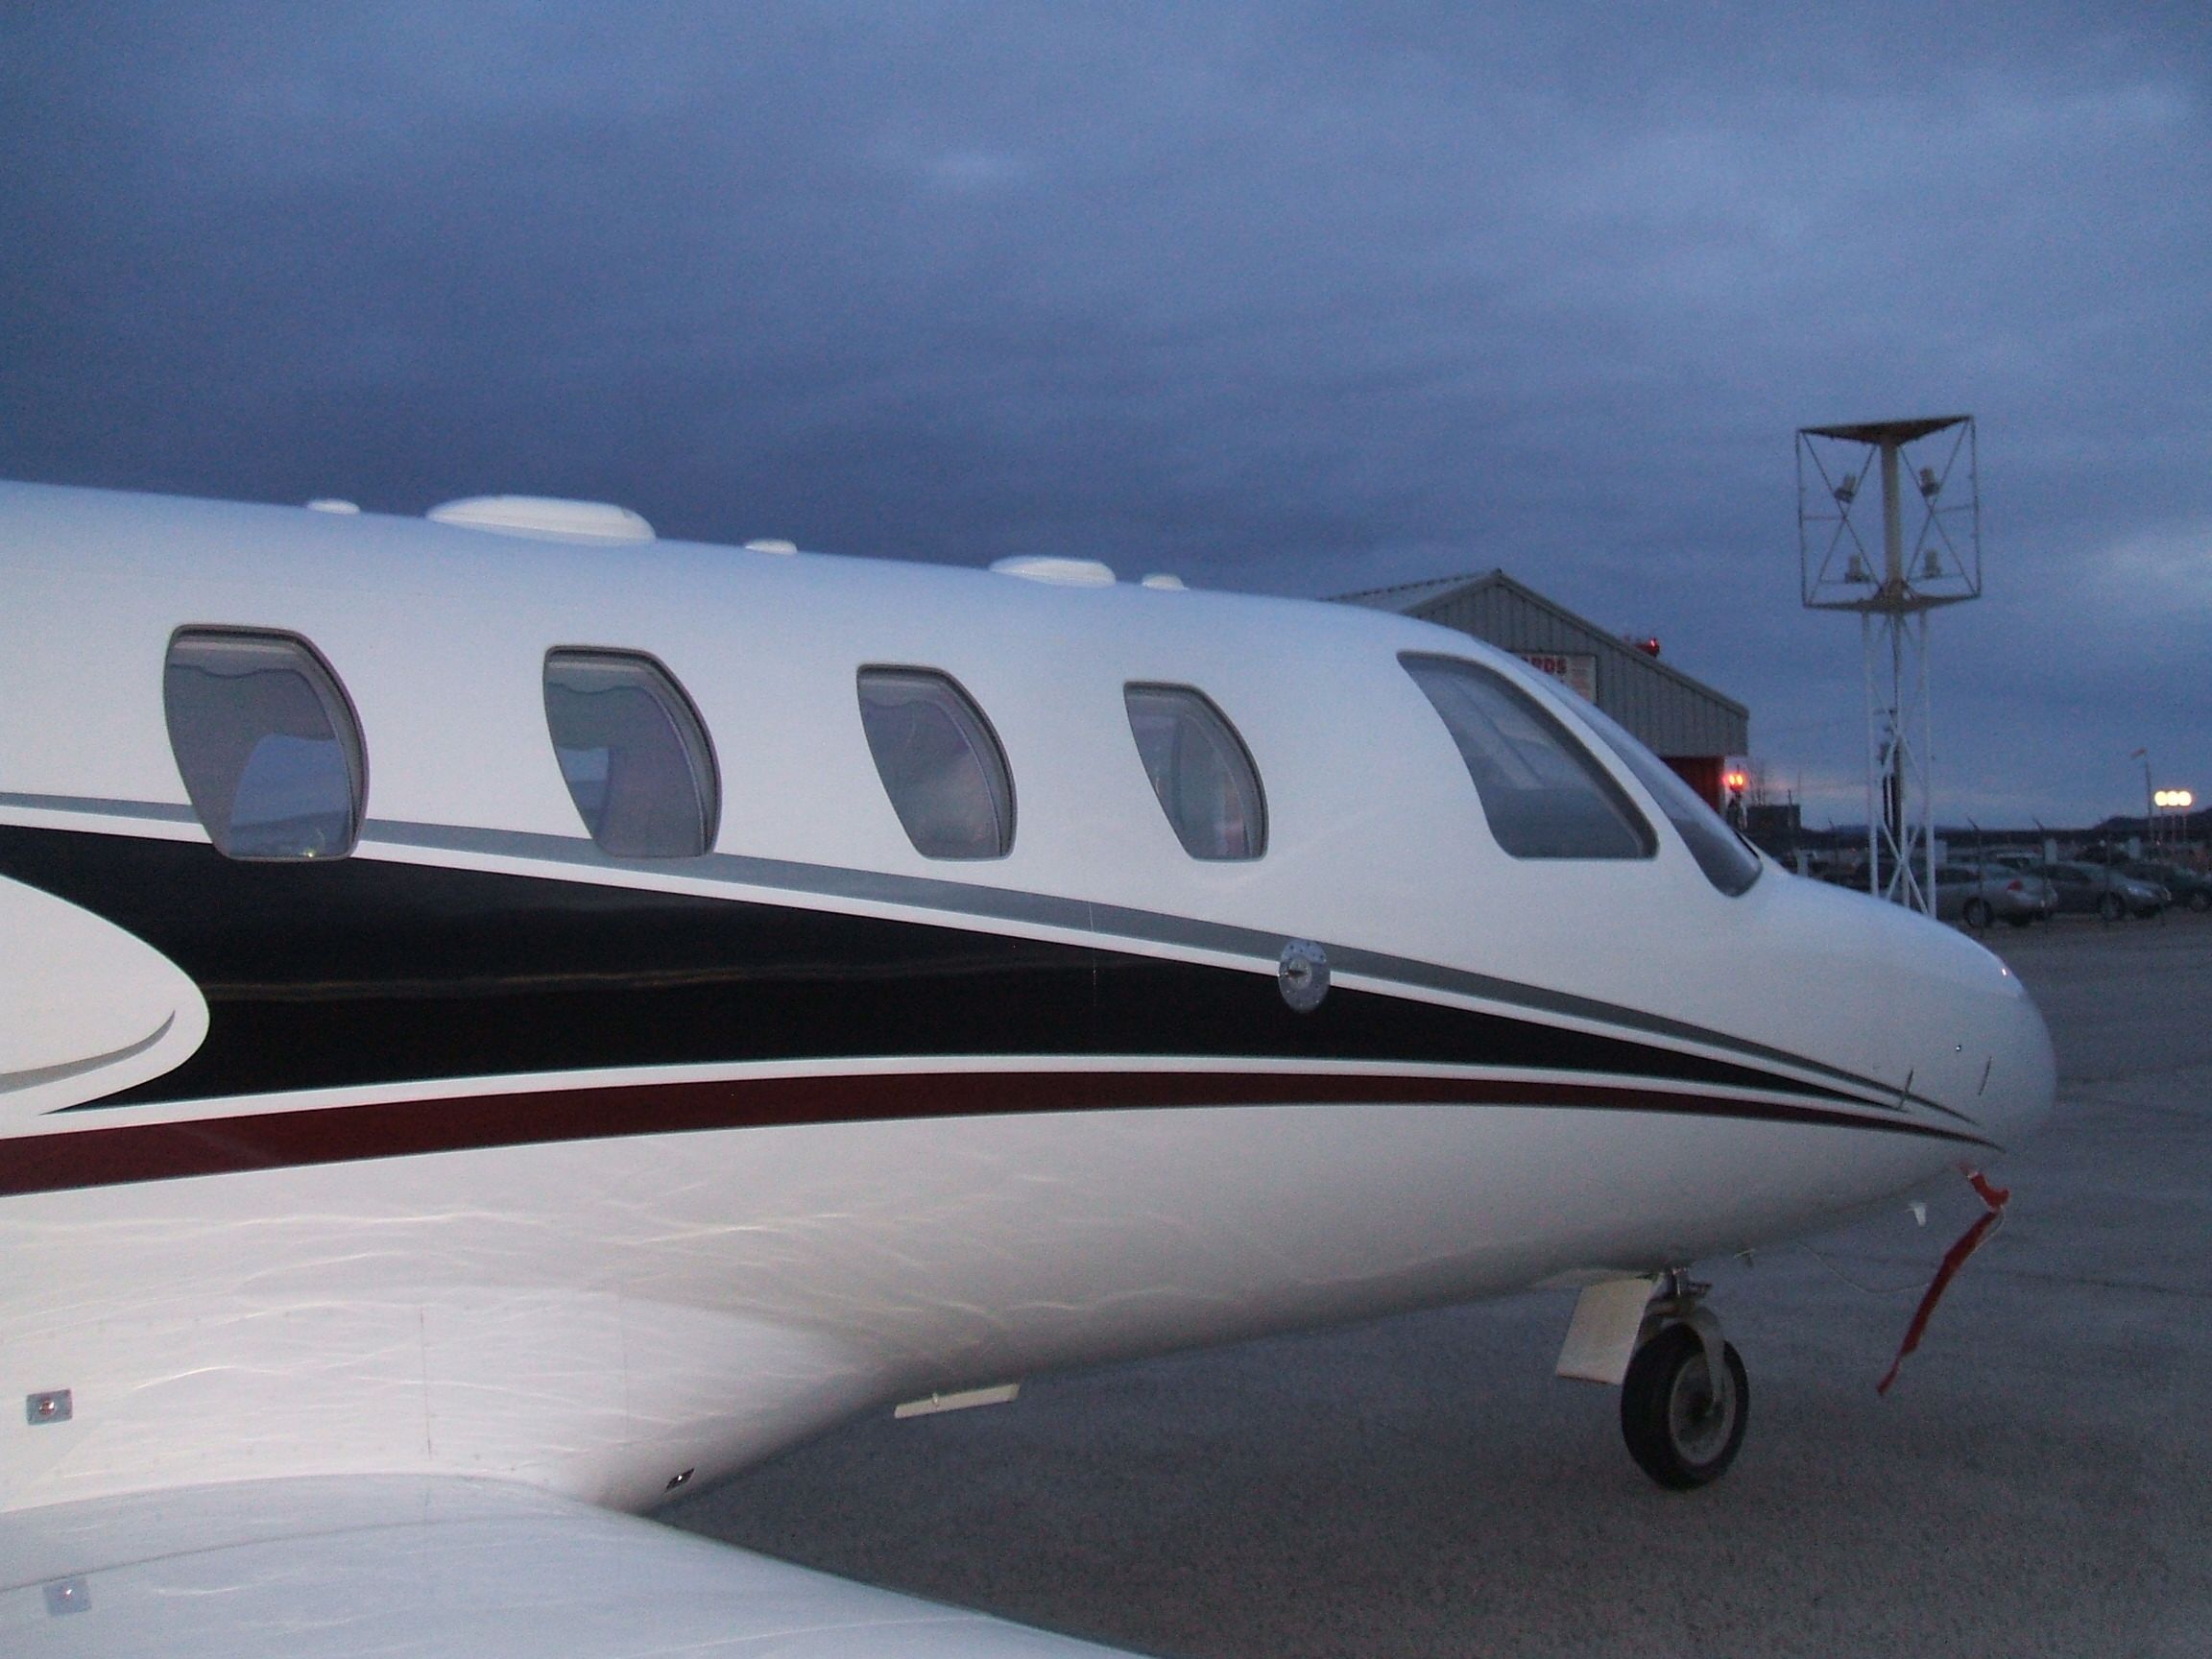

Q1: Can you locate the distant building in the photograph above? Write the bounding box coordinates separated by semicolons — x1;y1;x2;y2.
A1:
1744;802;1803;857
1336;569;1749;809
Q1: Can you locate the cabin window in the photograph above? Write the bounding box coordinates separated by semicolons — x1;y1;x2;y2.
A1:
1400;654;1655;861
542;649;719;858
857;667;1014;859
163;628;367;860
1123;684;1266;860
1574;701;1763;896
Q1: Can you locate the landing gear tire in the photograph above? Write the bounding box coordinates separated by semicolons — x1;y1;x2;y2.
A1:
2098;893;2125;923
1962;897;1994;929
1621;1324;1749;1490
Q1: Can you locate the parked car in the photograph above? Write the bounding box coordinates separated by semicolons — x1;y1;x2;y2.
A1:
2122;861;2212;913
1935;864;2057;928
2032;861;2167;921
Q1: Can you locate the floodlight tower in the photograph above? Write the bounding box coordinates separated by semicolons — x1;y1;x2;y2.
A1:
1798;415;1981;913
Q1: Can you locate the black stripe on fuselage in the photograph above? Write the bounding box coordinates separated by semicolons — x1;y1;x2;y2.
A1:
3;795;1940;1113
0;824;1883;1119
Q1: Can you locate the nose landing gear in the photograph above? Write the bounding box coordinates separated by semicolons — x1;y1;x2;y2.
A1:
1620;1273;1749;1490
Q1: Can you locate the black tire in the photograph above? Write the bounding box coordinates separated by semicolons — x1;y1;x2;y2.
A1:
1620;1324;1749;1490
1962;897;1994;929
2190;891;2210;913
2097;893;2125;923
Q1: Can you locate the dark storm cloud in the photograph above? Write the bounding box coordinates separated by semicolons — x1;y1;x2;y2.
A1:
3;3;2207;824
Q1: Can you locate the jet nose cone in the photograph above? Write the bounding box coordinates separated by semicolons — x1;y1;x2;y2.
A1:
1980;970;2057;1151
1881;902;2056;1153
1777;876;2056;1154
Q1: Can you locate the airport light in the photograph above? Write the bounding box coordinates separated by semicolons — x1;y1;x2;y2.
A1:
2147;780;2192;849
1797;415;1981;913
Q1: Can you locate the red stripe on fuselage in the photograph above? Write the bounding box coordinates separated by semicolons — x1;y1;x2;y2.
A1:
2;1069;1987;1197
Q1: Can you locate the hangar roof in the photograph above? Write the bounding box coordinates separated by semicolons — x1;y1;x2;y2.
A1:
1336;569;1748;758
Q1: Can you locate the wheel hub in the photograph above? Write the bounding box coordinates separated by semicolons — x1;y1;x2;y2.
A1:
1668;1358;1734;1464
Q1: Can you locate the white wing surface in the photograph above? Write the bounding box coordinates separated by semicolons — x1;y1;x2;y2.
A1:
0;1476;1139;1657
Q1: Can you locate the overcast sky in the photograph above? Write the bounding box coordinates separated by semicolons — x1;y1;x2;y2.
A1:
4;4;2206;830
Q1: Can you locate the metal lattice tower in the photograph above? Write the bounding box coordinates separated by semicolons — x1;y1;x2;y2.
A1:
1797;416;1981;913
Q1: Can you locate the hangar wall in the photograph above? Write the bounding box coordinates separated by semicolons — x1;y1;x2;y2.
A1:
1336;570;1749;808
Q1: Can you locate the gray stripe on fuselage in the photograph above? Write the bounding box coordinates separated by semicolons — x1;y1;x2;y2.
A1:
0;792;199;825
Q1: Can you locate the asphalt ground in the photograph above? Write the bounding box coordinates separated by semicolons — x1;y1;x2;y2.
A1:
664;908;2212;1658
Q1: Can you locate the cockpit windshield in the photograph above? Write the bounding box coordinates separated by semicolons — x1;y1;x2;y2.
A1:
1401;654;1655;861
1572;699;1763;896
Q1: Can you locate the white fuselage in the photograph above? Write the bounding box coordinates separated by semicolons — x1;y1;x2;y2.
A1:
0;482;2054;1517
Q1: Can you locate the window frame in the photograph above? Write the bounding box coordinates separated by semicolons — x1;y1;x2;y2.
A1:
541;646;722;859
1122;682;1268;861
162;625;369;862
855;665;1016;861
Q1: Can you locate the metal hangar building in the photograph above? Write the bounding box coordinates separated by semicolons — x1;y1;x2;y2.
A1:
1337;569;1749;809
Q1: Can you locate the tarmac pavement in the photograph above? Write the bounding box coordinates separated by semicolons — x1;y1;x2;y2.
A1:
665;908;2212;1657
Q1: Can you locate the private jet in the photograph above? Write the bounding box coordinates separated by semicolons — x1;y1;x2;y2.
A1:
0;481;2055;1655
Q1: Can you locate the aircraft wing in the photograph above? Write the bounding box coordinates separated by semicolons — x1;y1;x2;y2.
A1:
0;1475;1139;1657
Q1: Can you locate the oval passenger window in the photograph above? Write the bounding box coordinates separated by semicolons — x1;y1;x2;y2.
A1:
542;649;720;858
856;667;1015;859
164;628;367;860
1124;684;1266;860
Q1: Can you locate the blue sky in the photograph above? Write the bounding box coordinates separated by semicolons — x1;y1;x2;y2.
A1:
4;4;2205;827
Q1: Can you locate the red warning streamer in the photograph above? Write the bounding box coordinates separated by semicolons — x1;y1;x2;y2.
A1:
1877;1169;2010;1397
